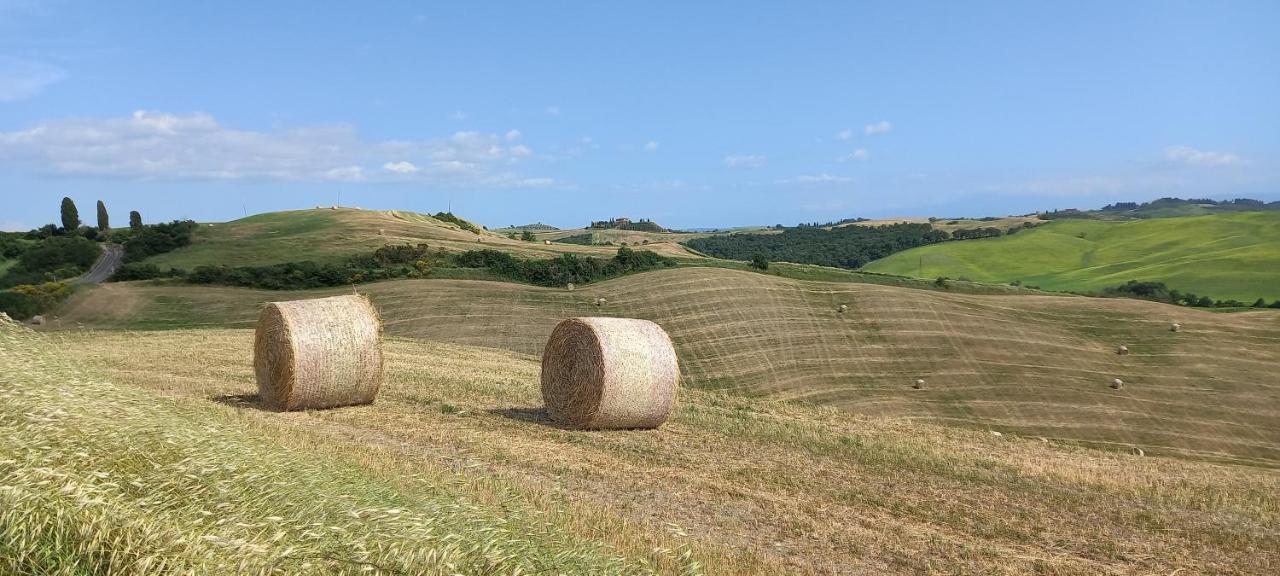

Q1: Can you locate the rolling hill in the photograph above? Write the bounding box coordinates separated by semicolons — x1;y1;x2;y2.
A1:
862;212;1280;302
6;316;1277;574
142;207;702;270
51;267;1280;466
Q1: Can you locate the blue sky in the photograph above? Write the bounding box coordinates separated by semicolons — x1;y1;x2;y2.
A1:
2;1;1277;230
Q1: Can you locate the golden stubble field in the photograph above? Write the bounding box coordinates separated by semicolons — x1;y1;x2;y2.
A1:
53;267;1280;466
38;326;1280;574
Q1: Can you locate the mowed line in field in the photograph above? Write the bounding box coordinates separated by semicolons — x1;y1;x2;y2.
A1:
52;266;1280;465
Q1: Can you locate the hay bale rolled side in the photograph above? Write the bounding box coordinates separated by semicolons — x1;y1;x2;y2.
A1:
541;317;679;429
254;294;383;411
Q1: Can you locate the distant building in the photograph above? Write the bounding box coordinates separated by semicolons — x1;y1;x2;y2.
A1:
614;217;631;225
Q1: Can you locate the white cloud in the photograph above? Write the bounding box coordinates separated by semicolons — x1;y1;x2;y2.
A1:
544;105;561;116
643;140;659;152
1164;145;1241;167
779;173;852;184
383;160;419;174
723;154;766;168
864;120;892;135
504;129;521;141
450;110;468;121
0;57;67;102
834;129;853;141
0;110;548;187
837;149;868;162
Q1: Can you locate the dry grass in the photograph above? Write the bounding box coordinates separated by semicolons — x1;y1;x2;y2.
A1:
45;327;1280;574
52;267;1280;465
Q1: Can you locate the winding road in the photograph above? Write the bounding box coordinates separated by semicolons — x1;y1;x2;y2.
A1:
80;243;124;284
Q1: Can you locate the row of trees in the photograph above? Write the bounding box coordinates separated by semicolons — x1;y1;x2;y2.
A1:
1101;280;1280;309
155;244;675;290
56;197;144;235
685;223;953;269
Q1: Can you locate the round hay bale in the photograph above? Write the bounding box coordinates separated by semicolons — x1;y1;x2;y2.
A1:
1170;322;1181;332
566;283;575;291
1110;378;1124;389
1117;345;1129;355
540;317;679;429
1130;446;1145;456
544;239;552;245
29;315;45;326
594;297;607;307
254;295;383;411
913;378;925;389
838;304;848;313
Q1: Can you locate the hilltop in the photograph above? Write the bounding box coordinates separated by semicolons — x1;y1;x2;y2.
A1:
863;212;1280;302
140;207;702;270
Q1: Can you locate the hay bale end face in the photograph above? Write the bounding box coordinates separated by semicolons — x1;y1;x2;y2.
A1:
1170;322;1181;332
541;317;679;429
254;295;383;411
1117;345;1129;355
544;239;552;245
838;304;848;313
1111;378;1124;389
913;378;925;389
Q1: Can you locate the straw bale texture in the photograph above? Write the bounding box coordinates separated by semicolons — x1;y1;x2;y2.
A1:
254;295;383;411
541;317;679;429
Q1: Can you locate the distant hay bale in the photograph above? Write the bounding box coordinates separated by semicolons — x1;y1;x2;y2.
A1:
594;297;607;307
1170;322;1181;332
254;295;383;411
330;205;338;210
378;229;385;236
1117;345;1129;355
838;304;848;313
1111;378;1124;390
544;240;552;245
989;430;1003;438
913;378;925;389
1130;446;1145;456
29;315;44;326
540;317;679;429
566;283;575;291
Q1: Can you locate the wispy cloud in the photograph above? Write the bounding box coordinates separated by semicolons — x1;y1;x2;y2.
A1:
723;154;765;168
0;220;31;232
779;173;852;185
834;129;853;141
1164;145;1241;167
544;105;561;116
383;161;419;174
0;57;66;102
450;110;468;121
504;129;521;141
837;149;868;162
0;110;549;187
864;120;892;135
643;140;659;152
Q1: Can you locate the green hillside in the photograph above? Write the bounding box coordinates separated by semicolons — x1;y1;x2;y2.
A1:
862;212;1280;302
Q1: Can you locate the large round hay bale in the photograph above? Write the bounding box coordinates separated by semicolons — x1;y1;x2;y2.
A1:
540;317;679;429
254;295;383;411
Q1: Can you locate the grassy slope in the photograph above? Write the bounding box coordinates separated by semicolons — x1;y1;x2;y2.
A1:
144;208;702;269
863;212;1280;301
16;322;1275;574
52;268;1280;466
0;321;669;575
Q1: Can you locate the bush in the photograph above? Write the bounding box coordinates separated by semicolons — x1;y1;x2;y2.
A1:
750;252;769;270
0;282;73;319
0;236;100;288
123;220;198;262
433;212;481;234
521;230;536;242
112;263;187;282
685;223;954;269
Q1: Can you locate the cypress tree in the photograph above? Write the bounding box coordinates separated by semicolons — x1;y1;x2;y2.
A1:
60;197;80;233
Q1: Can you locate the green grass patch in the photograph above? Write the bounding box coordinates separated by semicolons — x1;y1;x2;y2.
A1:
863;212;1280;301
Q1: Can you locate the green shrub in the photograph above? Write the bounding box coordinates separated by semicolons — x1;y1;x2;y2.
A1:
0;236;100;288
123;220;198;262
0;282;73;319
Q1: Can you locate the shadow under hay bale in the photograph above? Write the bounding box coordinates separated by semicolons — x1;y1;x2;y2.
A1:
541;317;679;430
211;393;265;409
254;294;383;411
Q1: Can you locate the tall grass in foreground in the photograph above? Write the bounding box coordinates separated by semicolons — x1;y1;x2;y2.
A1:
0;321;669;575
